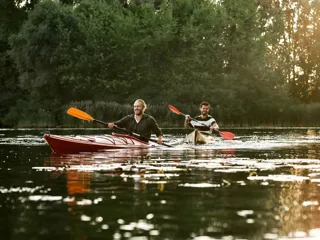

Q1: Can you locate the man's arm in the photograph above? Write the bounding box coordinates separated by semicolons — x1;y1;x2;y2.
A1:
210;122;219;131
184;115;191;128
157;135;163;144
108;115;130;129
149;116;163;144
209;118;219;131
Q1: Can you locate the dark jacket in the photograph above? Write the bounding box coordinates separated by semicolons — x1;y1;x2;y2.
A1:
115;114;162;142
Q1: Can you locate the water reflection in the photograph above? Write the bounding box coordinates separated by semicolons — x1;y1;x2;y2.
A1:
277;173;320;238
1;129;320;239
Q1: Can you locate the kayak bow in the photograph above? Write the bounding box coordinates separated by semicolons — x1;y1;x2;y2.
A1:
44;133;150;154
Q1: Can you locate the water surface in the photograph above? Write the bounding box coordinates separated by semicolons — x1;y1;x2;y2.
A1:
0;128;319;240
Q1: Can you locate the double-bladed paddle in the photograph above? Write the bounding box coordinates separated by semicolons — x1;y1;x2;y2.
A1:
168;105;235;140
67;107;172;147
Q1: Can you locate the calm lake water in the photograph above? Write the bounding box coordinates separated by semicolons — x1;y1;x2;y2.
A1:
0;128;320;240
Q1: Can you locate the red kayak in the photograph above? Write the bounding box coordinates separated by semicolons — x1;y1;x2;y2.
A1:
43;133;150;154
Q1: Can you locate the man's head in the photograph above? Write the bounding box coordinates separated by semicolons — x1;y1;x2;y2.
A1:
199;101;211;117
134;99;147;116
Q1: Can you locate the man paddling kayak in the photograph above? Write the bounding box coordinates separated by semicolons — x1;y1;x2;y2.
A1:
107;99;163;144
168;103;235;141
184;101;219;132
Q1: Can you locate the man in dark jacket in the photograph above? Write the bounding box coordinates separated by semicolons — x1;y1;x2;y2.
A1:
108;99;163;144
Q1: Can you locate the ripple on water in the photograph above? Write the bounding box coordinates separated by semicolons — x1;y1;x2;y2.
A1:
0;186;45;194
0;136;45;146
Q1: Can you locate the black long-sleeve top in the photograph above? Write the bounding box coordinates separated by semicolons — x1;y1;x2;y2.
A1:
115;114;162;142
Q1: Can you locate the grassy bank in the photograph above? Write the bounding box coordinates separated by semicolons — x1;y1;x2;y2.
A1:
2;101;320;128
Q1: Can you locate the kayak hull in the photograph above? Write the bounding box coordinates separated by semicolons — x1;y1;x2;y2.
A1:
44;133;150;154
185;130;215;145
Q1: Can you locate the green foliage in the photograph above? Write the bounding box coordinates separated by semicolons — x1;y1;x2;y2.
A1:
0;0;34;126
3;99;56;128
10;0;81;105
3;0;320;127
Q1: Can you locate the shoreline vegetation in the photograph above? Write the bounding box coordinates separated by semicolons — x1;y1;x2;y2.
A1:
2;1;320;129
2;101;320;129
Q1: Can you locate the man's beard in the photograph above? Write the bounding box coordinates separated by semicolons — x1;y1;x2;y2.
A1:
135;111;143;116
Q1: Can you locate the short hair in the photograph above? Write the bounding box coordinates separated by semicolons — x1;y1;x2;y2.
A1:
134;99;147;111
199;101;211;108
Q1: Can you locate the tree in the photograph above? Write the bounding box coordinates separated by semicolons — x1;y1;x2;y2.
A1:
0;0;39;126
9;0;81;125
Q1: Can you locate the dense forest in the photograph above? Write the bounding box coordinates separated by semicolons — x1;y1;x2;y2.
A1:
1;0;320;128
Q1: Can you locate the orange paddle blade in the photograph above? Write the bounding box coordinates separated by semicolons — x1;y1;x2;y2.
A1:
67;108;94;121
168;105;181;115
219;131;235;140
